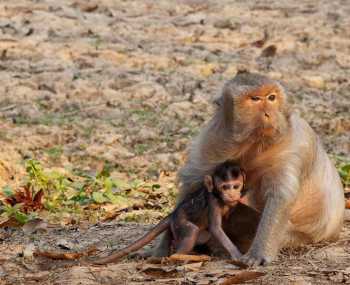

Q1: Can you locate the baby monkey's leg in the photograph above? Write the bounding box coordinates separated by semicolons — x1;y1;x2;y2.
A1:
175;222;200;254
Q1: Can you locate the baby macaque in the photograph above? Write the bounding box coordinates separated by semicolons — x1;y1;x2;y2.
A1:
92;160;246;265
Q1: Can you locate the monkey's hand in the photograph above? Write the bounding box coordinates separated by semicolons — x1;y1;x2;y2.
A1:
229;250;242;260
239;247;273;266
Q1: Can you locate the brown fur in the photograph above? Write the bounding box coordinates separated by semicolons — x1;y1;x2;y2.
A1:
92;161;246;264
153;73;344;266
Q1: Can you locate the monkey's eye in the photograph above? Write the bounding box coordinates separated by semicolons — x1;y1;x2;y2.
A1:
267;94;276;101
233;184;240;190
222;185;231;191
251;96;261;102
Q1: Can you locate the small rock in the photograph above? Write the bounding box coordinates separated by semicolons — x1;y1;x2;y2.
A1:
167;101;193;119
290;277;312;285
57;238;75;250
173;13;206;27
329;272;345;283
313;246;348;262
267;71;282;80
214;19;239;30
179;127;190;134
23;243;36;260
36;125;51;135
22;218;48;234
0;266;6;277
303;75;326;89
155;153;179;170
138;129;158;141
113;145;134;159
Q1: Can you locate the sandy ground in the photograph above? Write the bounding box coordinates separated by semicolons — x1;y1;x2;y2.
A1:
0;0;349;284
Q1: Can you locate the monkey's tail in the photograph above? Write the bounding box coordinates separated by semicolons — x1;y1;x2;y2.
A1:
92;215;171;265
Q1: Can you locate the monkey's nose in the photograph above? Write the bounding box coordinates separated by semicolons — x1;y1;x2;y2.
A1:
264;112;270;118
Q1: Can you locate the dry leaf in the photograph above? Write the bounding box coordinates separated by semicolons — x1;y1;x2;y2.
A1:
146;256;166;264
0;217;21;228
100;207;129;222
5;185;44;213
251;30;268;48
226;259;249;269
260;45;277;57
219;271;265;285
34;246;96;260
345;199;350;209
169;253;210;262
23;243;36;260
24;271;50;282
139;264;178;278
177;261;203;271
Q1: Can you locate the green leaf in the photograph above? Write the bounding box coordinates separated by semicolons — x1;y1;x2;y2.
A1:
96;164;112;179
341;164;350;173
130;179;143;189
14;211;29;224
152;184;161;190
92;192;108;204
103;178;113;192
2;185;14;197
113;179;130;191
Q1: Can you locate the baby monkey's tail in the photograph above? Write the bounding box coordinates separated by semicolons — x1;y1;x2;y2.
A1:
92;215;171;265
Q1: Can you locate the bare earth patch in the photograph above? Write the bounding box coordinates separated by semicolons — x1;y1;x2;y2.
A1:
0;0;349;284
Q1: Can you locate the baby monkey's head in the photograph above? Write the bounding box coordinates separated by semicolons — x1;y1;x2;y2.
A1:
204;160;246;207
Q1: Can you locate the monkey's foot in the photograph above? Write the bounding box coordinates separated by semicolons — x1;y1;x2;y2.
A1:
239;251;272;267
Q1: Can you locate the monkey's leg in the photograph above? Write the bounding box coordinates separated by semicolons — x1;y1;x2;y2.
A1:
151;230;172;257
175;222;200;254
239;188;295;267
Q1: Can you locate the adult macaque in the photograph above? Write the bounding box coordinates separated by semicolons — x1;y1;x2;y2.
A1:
92;161;246;265
154;72;344;266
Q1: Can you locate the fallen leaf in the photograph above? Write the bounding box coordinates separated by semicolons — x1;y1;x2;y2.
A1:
23;243;36;260
177;261;203;271
100;206;129;222
251;30;268;48
146;256;166;264
34;246;96;260
226;259;249;269
138;264;178;278
169;253;210;263
219;271;265;285
5;185;44;213
260;45;277;57
345;199;350;209
24;271;50;281
0;216;21;228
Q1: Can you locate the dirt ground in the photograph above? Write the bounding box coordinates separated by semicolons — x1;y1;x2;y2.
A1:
0;0;349;284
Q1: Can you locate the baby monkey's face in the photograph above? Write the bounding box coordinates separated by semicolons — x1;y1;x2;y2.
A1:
204;163;246;207
216;176;244;206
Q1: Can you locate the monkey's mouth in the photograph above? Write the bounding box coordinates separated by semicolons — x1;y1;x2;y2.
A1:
257;122;277;136
224;200;239;207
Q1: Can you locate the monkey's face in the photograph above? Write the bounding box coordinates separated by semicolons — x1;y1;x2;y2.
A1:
216;176;244;206
234;84;288;138
205;163;246;206
217;179;243;206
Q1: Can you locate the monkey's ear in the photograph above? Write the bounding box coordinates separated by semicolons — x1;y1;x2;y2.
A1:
204;175;214;192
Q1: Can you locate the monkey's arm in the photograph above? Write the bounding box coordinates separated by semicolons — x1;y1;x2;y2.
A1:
208;194;242;259
240;167;300;266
